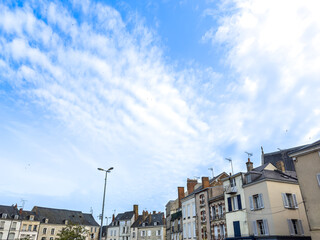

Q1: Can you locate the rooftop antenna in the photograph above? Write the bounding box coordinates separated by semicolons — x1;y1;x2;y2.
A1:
20;199;27;209
225;158;234;175
194;176;200;180
245;152;253;160
90;207;93;214
208;168;214;179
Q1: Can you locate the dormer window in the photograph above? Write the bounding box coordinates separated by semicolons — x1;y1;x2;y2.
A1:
230;178;236;187
142;223;146;227
44;218;49;223
64;220;68;225
29;215;34;221
2;213;7;219
246;174;252;183
154;222;158;226
14;215;19;220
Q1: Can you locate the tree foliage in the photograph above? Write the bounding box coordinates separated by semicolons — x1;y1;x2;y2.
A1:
56;223;89;240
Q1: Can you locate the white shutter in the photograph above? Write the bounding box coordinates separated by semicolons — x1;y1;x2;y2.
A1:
259;194;264;209
292;194;298;208
233;197;239;210
263;219;269;235
282;193;289;208
298;220;304;235
287;219;294;235
317;173;320;186
249;196;254;210
252;221;258;236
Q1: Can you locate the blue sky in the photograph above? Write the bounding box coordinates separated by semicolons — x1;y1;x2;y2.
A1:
1;0;320;222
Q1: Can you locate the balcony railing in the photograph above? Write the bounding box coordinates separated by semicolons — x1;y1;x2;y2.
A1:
211;213;225;221
225;185;237;194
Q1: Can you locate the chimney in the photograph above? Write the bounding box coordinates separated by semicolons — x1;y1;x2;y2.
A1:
276;160;285;172
187;179;198;194
177;187;185;208
112;214;115;222
14;204;17;209
19;208;23;214
148;214;152;224
142;211;148;220
153;211;156;214
246;158;253;172
133;205;139;221
202;177;210;189
261;146;265;165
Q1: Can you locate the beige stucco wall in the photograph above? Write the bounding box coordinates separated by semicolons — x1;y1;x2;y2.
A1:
138;226;165;240
293;150;320;239
244;180;310;236
19;220;40;240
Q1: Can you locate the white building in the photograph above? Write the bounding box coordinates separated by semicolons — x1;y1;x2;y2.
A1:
0;205;21;240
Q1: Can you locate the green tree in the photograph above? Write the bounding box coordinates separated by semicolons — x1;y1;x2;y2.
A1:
56;223;89;240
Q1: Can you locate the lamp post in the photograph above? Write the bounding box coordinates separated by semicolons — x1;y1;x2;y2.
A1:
98;167;113;240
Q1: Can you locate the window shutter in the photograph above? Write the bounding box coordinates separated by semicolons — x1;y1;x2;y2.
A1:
263;219;269;235
287;219;294;235
251;221;258;236
237;195;242;210
282;193;289;208
227;197;232;212
259;194;264;209
249;196;254;210
292;194;298;208
298;220;304;235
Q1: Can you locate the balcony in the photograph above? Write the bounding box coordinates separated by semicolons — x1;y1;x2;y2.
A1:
211;213;225;221
225;185;237;194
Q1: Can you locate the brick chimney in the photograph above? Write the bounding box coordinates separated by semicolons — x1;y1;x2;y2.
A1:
133;205;139;221
276;160;285;172
112;214;115;222
187;179;198;194
19;208;23;214
246;158;253;172
148;214;152;224
202;177;210;189
177;187;185;208
153;211;156;214
142;211;148;220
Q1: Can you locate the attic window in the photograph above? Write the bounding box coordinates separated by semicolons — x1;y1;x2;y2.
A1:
44;218;49;223
64;220;68;225
246;174;252;183
2;213;7;219
142;223;146;227
154;222;158;226
14;215;19;220
29;215;34;221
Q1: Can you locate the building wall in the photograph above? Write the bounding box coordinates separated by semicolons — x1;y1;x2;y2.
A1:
138;226;165;240
209;198;227;240
19;219;40;240
108;226;120;240
223;174;249;238
293;150;320;240
0;218;21;240
195;190;211;240
244;180;309;237
120;217;134;240
181;197;196;240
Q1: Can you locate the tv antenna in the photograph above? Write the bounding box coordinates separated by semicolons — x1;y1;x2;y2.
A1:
245;152;253;159
20;199;27;209
208;168;214;179
225;158;234;175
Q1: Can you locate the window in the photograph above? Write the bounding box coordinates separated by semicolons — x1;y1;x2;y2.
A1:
211;206;216;220
214;226;218;238
220;224;225;237
22;224;27;231
282;193;298;209
148;230;151;236
200;210;206;222
227;195;242;212
2;214;7;219
252;219;269;236
288;219;304;235
50;238;54;240
154;222;157;226
123;227;126;233
14;215;19;220
0;232;3;239
28;225;32;231
317;173;320;187
193;222;196;238
51;228;55;235
0;221;5;229
192;203;196;217
110;230;113;236
172;221;175;232
178;219;181;231
230;178;236;187
199;195;205;205
246;174;252;183
188;223;191;238
187;205;190;218
11;222;17;230
43;228;47;234
30;215;34;221
33;225;37;231
141;231;145;237
249;194;264;210
218;205;223;218
183;224;186;239
114;230;116;236
132;232;135;238
44;218;49;224
156;230;161;236
8;233;15;240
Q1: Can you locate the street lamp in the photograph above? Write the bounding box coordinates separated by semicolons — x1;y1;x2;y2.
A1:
98;167;113;240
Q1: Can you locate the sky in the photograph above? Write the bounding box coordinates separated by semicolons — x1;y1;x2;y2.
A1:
1;0;320;222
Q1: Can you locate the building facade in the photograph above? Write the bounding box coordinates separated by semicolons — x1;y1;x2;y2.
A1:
136;212;165;240
19;210;40;240
289;139;320;240
0;205;21;240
